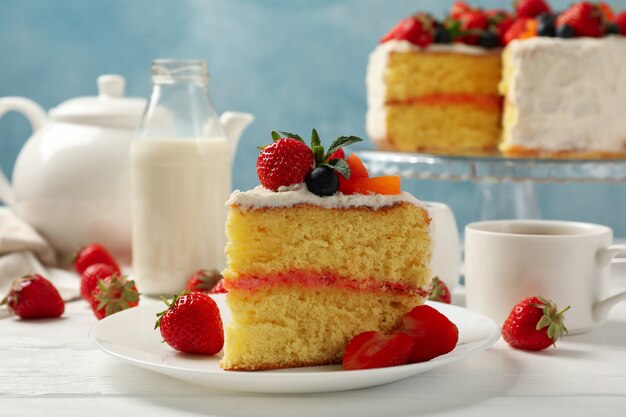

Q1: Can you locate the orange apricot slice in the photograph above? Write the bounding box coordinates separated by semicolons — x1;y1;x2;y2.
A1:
345;154;369;179
340;175;401;195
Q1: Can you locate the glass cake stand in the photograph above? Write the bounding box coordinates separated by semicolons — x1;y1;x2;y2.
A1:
356;150;626;220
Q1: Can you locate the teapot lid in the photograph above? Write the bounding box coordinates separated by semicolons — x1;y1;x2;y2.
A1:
48;75;146;129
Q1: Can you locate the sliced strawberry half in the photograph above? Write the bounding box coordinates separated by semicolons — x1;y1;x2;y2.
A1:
343;331;414;370
395;305;459;363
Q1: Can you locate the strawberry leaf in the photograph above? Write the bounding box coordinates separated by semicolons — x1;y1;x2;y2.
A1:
278;131;305;142
536;314;551;331
326;158;351;179
155;291;188;329
325;136;363;160
270;131;281;142
428;277;445;301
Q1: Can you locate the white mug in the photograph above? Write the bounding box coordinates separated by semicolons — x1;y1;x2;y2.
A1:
465;220;626;334
425;201;461;291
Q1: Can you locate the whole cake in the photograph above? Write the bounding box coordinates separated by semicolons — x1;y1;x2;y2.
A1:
220;131;432;371
367;0;626;158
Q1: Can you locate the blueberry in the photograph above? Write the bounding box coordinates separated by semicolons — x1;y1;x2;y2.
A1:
537;12;555;25
606;23;621;35
434;26;452;44
305;166;339;197
478;31;500;49
556;24;576;38
537;13;556;37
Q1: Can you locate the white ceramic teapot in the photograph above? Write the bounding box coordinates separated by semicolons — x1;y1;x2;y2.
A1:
0;74;253;264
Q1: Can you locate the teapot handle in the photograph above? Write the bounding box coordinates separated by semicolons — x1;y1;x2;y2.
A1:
0;97;47;208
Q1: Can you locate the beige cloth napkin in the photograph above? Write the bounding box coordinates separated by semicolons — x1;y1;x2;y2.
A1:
0;208;79;307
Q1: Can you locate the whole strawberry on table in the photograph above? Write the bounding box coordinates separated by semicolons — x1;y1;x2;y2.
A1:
1;274;65;319
184;269;224;293
74;242;140;320
90;275;140;320
502;296;569;351
74;243;121;275
428;277;452;304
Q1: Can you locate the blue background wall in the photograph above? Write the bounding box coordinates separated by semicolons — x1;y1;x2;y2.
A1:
1;0;625;237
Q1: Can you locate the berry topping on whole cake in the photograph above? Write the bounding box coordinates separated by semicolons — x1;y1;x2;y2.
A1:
256;130;401;197
613;11;626;35
379;0;626;50
380;14;436;47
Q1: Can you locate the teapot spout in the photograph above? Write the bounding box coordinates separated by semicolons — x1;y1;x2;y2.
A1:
220;112;254;159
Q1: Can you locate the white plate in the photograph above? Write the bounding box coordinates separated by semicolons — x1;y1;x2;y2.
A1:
89;294;500;393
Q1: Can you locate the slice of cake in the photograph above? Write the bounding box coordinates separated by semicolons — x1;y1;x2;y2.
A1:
367;41;502;155
500;37;626;158
220;131;432;371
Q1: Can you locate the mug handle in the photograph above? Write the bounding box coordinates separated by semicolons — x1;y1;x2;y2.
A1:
0;97;47;208
593;244;626;323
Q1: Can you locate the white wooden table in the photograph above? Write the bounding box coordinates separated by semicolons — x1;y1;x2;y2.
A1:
2;267;626;417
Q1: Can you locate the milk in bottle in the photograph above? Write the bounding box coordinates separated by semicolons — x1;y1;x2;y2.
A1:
131;60;230;295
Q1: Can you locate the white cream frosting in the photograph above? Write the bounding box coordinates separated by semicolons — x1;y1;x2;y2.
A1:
227;184;425;210
503;37;626;153
365;40;492;145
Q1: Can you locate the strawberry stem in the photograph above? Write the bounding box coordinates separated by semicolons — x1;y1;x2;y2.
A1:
532;296;570;346
155;290;189;329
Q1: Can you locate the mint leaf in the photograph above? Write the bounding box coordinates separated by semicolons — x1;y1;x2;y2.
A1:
325;136;363;160
445;19;462;41
327;158;351;179
271;131;281;142
312;145;325;165
278;131;305;142
311;129;321;149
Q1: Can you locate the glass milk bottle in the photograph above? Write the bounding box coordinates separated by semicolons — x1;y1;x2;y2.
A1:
131;59;230;296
